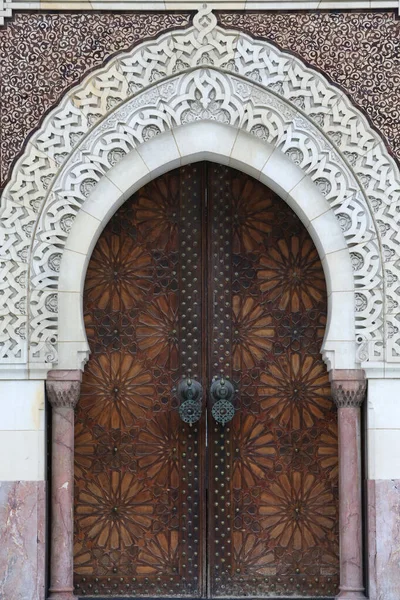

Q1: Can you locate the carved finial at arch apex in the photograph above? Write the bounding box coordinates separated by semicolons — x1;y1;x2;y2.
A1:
193;4;218;42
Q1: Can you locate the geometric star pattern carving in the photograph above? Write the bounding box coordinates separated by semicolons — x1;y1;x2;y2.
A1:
75;162;339;597
74;170;194;597
222;164;339;596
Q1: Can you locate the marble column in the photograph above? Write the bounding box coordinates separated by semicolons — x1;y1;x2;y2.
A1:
330;369;367;600
46;370;81;600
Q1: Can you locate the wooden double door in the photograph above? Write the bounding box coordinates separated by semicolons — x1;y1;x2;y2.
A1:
74;163;339;598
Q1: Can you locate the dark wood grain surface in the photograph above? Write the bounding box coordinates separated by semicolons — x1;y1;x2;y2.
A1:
74;163;338;598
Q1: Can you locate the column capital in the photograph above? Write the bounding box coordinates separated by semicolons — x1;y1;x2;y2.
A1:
330;369;366;408
46;369;82;409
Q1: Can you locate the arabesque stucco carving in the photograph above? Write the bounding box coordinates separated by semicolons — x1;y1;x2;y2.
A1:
1;5;399;373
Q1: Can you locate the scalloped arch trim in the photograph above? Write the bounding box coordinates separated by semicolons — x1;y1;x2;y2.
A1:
1;5;399;373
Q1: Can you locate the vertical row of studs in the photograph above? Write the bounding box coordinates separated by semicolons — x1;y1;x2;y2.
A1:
208;164;234;596
178;165;203;595
179;164;202;380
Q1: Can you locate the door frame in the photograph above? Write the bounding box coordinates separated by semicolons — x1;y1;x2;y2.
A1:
2;9;399;596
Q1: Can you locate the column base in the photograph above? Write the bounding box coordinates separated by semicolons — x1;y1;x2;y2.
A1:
336;586;367;599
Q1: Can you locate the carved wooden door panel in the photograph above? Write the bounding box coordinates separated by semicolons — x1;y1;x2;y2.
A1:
206;165;339;598
74;165;206;598
74;163;339;599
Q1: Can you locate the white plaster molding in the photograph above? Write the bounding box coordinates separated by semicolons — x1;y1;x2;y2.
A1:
1;5;400;376
1;0;400;27
55;124;356;372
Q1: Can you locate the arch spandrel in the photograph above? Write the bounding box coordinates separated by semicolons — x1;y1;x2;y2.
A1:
0;4;398;375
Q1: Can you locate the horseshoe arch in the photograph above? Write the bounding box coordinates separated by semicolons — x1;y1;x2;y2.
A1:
0;5;399;378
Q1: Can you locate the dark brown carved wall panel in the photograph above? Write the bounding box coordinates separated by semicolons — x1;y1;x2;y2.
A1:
75;162;338;598
2;11;400;187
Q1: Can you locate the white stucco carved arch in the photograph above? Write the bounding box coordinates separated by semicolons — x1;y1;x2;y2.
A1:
56;122;355;372
0;4;399;377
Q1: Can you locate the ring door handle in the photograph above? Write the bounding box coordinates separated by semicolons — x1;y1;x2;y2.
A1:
210;377;236;426
177;377;203;425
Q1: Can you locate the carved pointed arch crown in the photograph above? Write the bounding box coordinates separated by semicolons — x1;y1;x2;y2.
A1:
1;5;399;376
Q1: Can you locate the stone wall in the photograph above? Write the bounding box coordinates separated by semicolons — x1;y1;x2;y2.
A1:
0;481;46;600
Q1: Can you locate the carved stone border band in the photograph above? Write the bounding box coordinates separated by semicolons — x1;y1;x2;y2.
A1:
2;1;400;28
1;5;400;371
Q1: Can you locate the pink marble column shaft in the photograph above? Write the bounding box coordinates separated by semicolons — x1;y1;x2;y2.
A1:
0;481;46;600
367;478;400;600
46;370;81;600
330;369;367;600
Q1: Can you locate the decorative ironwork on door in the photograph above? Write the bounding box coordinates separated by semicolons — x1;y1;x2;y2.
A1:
74;163;339;598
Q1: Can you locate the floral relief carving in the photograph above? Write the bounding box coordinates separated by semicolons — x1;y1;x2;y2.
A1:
136;531;180;575
0;5;399;369
74;421;138;477
136;295;179;368
316;424;339;480
231;176;275;253
133;174;180;251
84;235;154;312
79;353;155;428
135;411;181;487
257;235;326;312
232;414;277;488
75;471;154;548
259;354;333;429
232;532;275;577
259;472;337;550
220;11;400;166
232;296;275;370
